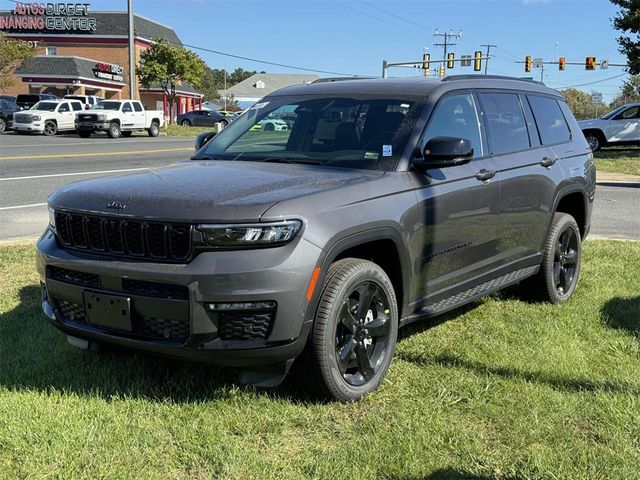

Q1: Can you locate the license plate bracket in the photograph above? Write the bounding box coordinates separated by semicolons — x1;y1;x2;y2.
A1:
83;291;132;331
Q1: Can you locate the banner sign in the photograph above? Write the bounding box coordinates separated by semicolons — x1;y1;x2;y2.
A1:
93;62;124;82
0;3;97;32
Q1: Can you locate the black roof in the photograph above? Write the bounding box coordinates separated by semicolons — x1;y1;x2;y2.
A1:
16;56;125;84
0;11;181;44
270;75;561;99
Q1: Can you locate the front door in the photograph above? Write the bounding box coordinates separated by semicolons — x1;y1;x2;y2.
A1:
607;105;640;142
409;92;500;312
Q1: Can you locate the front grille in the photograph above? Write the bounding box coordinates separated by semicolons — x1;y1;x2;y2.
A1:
219;311;275;340
54;210;192;262
122;278;189;300
54;298;86;322
139;317;189;341
51;296;189;342
78;114;97;121
47;266;100;288
14;113;32;123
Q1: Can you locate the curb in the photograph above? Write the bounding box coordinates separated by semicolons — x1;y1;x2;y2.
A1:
596;181;640;188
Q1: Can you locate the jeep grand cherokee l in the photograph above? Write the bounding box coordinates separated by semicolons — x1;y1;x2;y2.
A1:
37;75;595;402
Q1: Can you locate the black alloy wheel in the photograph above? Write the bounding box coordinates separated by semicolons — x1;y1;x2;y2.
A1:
335;281;392;386
554;226;579;296
305;258;398;402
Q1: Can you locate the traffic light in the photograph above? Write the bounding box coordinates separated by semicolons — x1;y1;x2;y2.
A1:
422;53;430;75
474;51;482;72
447;52;455;69
559;57;566;71
585;56;596;70
525;56;532;73
439;65;446;78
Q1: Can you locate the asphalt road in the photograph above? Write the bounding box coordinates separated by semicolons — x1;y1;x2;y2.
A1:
1;133;194;240
0;133;638;241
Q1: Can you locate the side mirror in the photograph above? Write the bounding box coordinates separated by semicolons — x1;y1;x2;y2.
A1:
194;131;217;152
413;136;473;168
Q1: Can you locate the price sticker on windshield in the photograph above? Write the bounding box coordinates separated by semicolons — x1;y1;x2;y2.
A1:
382;145;393;157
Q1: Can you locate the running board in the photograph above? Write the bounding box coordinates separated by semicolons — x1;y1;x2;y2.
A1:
407;265;539;321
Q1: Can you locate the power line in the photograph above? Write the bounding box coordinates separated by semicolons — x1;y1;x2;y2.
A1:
552;73;628;89
359;0;430;32
331;0;422;32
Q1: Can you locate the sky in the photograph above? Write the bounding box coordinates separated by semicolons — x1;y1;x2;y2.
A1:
6;0;630;102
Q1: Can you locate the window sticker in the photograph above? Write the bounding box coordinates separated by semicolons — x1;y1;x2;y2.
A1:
382;144;393;157
364;151;379;160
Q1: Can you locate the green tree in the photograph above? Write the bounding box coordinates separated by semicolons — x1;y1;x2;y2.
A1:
610;0;640;74
610;74;640;106
137;38;206;123
0;32;35;92
560;88;612;120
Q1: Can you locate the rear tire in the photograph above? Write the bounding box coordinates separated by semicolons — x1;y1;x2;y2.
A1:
181;119;191;127
0;118;6;133
524;212;582;304
263;122;275;131
107;122;121;138
147;121;159;137
43;120;57;136
304;258;398;402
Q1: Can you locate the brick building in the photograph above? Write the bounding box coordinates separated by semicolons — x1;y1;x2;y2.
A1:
0;6;203;117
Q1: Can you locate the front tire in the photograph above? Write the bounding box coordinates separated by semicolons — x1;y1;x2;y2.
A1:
306;258;398;402
181;119;191;127
107;122;121;138
584;131;604;151
43;120;57;136
0;118;6;133
527;212;582;304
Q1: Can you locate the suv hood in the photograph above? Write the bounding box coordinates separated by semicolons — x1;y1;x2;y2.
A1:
49;161;383;222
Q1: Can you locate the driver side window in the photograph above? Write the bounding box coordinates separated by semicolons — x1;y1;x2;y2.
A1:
421;93;484;159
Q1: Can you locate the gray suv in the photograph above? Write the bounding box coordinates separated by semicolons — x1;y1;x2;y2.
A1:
36;76;595;401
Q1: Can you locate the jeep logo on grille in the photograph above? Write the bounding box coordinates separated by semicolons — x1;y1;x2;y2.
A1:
106;201;126;210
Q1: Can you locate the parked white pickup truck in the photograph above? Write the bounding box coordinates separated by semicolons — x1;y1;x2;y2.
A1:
75;100;164;138
579;102;640;151
12;99;84;136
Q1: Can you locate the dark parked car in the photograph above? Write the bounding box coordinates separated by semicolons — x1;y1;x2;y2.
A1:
177;109;229;127
0;98;20;132
37;75;595;401
16;93;58;110
0;95;17;103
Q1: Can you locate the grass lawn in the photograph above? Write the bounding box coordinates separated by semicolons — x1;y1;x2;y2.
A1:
1;240;639;479
163;124;216;137
594;147;640;176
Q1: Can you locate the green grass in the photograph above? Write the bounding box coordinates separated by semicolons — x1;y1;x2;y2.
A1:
162;124;217;137
594;147;640;176
1;240;639;479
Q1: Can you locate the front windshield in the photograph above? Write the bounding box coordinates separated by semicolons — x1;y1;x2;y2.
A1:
91;101;121;111
196;94;424;171
32;102;58;111
600;105;626;120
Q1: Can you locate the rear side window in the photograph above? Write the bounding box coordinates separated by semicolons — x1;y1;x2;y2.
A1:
133;102;143;112
478;93;529;155
71;102;83;111
527;95;571;145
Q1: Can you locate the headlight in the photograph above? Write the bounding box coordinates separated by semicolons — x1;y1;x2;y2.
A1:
32;115;41;121
48;207;56;233
197;220;302;247
97;114;107;121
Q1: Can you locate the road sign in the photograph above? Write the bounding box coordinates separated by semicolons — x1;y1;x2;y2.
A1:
533;57;543;69
591;92;603;104
460;55;472;67
600;59;609;70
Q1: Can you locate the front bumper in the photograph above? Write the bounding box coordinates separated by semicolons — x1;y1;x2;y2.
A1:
36;230;322;368
76;121;111;132
13;122;44;133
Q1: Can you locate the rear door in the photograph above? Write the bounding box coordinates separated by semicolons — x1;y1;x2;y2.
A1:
70;101;84;128
410;91;501;306
57;102;75;130
132;101;146;128
606;105;640;142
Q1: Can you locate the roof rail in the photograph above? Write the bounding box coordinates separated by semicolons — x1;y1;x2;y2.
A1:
312;76;375;83
442;74;545;86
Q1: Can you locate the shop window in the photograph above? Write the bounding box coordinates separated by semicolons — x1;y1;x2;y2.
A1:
46;47;57;56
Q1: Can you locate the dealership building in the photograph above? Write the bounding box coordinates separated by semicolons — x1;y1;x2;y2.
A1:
0;4;203;115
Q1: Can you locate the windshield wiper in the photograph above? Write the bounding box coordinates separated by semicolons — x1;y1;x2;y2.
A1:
262;157;321;165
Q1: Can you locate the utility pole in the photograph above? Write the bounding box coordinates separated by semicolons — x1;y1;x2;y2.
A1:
481;44;497;75
127;0;136;99
433;29;462;76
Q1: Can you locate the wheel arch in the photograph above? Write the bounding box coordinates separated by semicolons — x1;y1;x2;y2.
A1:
552;188;588;238
581;128;607;144
313;228;411;322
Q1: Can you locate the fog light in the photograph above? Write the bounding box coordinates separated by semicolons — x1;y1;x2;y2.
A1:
207;301;276;311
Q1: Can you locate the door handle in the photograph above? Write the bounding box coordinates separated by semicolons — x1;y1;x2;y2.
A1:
540;157;556;167
475;169;496;181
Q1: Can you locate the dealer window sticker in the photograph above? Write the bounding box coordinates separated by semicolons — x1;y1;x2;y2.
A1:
364;152;379;160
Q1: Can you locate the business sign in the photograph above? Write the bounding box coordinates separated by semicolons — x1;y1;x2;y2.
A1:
0;3;97;32
591;92;603;105
93;62;124;82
